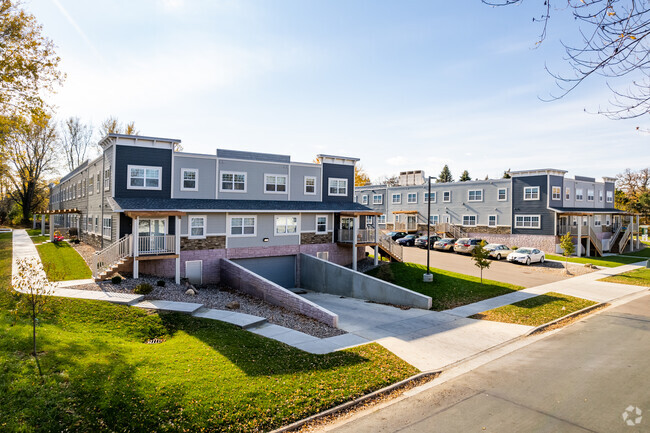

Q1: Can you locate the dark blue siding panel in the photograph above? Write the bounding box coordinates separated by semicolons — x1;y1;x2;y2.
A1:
114;145;172;198
512;175;555;235
549;175;563;206
322;163;354;203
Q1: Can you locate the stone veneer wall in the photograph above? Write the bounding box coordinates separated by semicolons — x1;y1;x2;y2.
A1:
300;233;332;244
181;236;226;250
221;259;338;327
465;232;558;253
80;232;103;249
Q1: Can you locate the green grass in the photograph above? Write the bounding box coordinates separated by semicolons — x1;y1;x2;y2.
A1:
619;246;650;258
36;241;92;281
469;292;597;326
30;235;50;244
600;267;650;287
546;254;643;268
366;262;524;311
26;228;42;236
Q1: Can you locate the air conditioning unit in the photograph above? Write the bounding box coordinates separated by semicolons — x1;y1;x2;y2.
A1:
316;251;329;261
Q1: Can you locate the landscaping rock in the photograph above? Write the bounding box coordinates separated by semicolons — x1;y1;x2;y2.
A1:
185;288;196;296
226;301;240;310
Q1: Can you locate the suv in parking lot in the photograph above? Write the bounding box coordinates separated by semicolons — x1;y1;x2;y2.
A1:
453;238;484;254
433;238;457;251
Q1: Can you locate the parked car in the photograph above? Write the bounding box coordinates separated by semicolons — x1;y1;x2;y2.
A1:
415;235;441;249
507;247;545;265
386;231;407;241
433;238;457;251
484;243;512;260
397;234;418;246
453;238;484;254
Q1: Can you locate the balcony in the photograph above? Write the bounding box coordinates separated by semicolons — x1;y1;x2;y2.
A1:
137;234;177;255
338;228;377;244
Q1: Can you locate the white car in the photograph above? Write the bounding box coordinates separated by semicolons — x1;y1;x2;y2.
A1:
507;247;545;265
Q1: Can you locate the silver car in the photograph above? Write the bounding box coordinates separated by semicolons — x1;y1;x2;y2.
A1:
484;243;512;260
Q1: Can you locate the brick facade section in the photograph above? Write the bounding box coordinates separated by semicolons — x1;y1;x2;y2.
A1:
181;236;226;251
300;232;332;245
465;232;558;253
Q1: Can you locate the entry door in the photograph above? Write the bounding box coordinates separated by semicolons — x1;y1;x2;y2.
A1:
139;218;166;253
340;217;354;230
442;215;450;224
407;215;417;230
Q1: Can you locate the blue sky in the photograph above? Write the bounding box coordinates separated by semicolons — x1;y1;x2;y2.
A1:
27;0;649;181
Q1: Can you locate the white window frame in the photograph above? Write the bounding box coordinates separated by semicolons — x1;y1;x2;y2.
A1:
274;215;298;236
462;215;477;227
392;193;402;204
443;191;451;202
96;173;100;193
565;187;571;200
265;173;288;194
188;215;206;239
181;168;199;192
366;216;373;226
605;215;611;225
373;194;383;204
468;189;483;202
488;215;497;227
361;194;368;205
104;168;111;191
599;190;603;202
328;178;348;196
315;215;328;234
515;215;541;229
594;215;602;226
576;188;584;201
429;214;439;225
587;189;594;201
497;188;507;201
552;186;561;200
304;176;317;195
102;216;112;240
424;192;436;203
606;190;613;203
523;186;540;200
378;214;386;224
127;165;162;191
407;192;417;204
228;215;256;237
220;171;247;193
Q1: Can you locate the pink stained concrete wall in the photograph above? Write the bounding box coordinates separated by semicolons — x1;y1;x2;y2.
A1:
465;232;558;253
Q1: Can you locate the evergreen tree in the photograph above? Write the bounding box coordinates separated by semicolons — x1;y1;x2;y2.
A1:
459;170;471;182
436;165;453;183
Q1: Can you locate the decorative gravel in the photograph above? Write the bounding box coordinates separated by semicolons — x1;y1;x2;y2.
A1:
70;242;98;266
520;260;597;277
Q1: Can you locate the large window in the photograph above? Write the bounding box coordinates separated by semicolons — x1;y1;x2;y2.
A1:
102;217;112;239
316;215;327;233
328;178;347;196
189;216;206;238
587;189;594;201
523;186;539;200
498;188;507;201
576;188;584;201
378;215;386;224
606;190;613;203
265;174;287;193
181;168;199;191
407;193;417;203
424;192;436;203
230;216;256;236
128;165;161;190
488;215;497;227
221;172;246;192
468;190;483;202
552;186;561;200
429;215;439;225
275;216;298;235
515;215;541;229
392;193;401;204
443;191;451;202
304;176;316;195
373;194;383;204
594;215;602;226
462;215;477;226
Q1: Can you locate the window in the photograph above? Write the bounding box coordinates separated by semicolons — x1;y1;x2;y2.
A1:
373;194;382;204
599;190;603;202
230;216;256;236
88;176;94;195
96;173;100;193
181;168;199;191
275;216;298;235
366;216;373;225
468;190;483;202
328;178;347;196
378;215;386;224
497;188;507;201
587;189;594;201
566;187;570;200
515;215;541;229
576;188;584;201
552;186;561;200
81;180;85;197
102;217;112;239
429;215;439;225
523;186;539;200
361;195;368;204
488;215;497;227
462;215;477;226
594;215;602;226
73;185;76;199
407;193;417;203
221;171;246;192
189;216;206;238
104;168;111;190
606;191;613;203
443;191;451;202
316;215;327;233
424;192;436;203
606;215;611;225
94;216;99;233
304;176;316;195
265;174;287;193
128;165;161;190
392;193;401;204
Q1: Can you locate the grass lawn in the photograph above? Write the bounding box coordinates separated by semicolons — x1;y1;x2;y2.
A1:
366;262;524;311
546;254;642;268
600;267;650;287
26;228;42;236
36;241;92;281
619;246;650;259
30;235;50;244
469;292;597;327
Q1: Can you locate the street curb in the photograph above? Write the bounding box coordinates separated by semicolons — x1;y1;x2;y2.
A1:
270;370;441;433
526;302;609;336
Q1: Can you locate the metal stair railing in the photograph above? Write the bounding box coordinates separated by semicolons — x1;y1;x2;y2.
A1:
618;225;632;254
92;234;132;279
379;236;403;262
588;226;603;256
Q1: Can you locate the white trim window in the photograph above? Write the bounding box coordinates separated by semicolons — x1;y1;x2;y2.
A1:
605;215;611;225
366;216;373;226
594;215;602;226
221;171;247;192
230;216;256;236
429;214;439;225
565;187;571;200
181;168;199;191
328;178;348;196
443;191;451;202
189;215;206;239
94;216;99;233
265;174;287;193
523;186;540;200
515;215;541;229
587;189;594;201
104;168;111;191
128;165;162;190
424;192;436;203
373;194;383;204
599;190;603;202
576;188;584;201
102;216;112;239
606;190;613;203
392;193;402;204
316;215;327;234
275;215;298;235
552;186;561;200
462;215;477;226
361;195;368;205
497;188;507;201
488;215;497;227
378;214;386;224
96;173;100;193
407;192;417;203
468;189;483;202
304;176;316;195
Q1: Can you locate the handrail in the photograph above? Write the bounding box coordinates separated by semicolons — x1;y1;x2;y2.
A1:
588;226;603;256
433;222;466;239
619;225;632;253
92;234;132;279
138;234;176;255
338;228;377;243
611;223;622;243
379;236;403;261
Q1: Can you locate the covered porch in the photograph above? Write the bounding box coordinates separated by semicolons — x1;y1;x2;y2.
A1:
336;210;382;271
392;210;419;232
36;208;82;241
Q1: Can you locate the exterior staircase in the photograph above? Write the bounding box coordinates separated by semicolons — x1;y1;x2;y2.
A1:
92;234;133;281
378;236;403;262
435;222;467;239
587;226;603;257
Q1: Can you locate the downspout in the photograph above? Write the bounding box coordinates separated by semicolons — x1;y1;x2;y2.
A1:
100;142;106;249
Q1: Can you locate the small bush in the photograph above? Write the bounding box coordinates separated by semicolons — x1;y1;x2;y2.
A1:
134;283;153;295
156;280;165;287
374;263;395;283
111;275;122;285
511;246;519;250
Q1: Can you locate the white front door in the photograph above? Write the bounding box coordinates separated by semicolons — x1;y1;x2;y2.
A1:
442;215;450;224
138;218;166;253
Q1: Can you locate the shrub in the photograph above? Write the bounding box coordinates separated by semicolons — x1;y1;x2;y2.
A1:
156;280;165;287
134;283;153;295
111;275;122;285
374;263;395;283
511;246;519;250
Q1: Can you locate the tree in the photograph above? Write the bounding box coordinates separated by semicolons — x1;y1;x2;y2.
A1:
377;174;400;186
100;116;139;136
616;167;650;219
355;164;371;186
485;0;650;119
471;240;491;284
436;165;453;183
459;170;471;182
60;117;94;172
559;232;576;275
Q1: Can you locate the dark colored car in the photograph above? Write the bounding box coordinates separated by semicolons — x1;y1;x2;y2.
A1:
397;234;418;246
415;235;442;249
386;231;408;241
433;238;457;251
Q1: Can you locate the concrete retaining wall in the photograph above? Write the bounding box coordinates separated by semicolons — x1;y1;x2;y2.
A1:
220;258;339;327
299;253;432;310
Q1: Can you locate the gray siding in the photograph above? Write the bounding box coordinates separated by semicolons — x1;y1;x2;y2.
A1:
289;164;322;202
173;155;218;199
217;159;290;201
180;213;227;235
226;214;300;248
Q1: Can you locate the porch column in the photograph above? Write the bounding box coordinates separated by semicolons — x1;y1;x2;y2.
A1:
132;217;139;279
33;216;37;230
352;216;358;271
636;215;641;250
586;216;591;257
49;216;53;242
76;215;81;236
41;214;45;236
373;218;379;267
175;216;181;284
576;216;582;257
